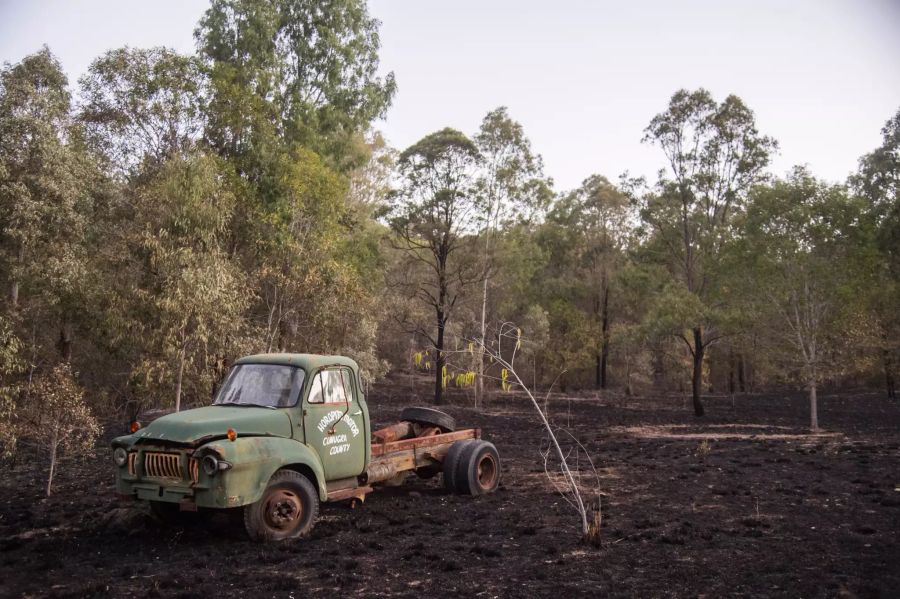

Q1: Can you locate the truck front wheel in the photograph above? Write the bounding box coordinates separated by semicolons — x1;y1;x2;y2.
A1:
244;470;319;542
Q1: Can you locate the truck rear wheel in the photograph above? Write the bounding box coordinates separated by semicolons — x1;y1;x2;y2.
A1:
244;470;319;542
400;407;455;432
442;439;476;493
455;440;501;495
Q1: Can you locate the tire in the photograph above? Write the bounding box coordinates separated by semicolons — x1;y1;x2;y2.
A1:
442;440;475;493
244;470;319;542
400;407;455;433
455;440;501;496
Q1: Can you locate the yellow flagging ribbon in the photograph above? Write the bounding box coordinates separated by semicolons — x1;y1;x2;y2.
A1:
455;371;476;388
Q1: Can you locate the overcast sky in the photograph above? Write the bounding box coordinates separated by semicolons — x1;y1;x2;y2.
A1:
1;0;898;191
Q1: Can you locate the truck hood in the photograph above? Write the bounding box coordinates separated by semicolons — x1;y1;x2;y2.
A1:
133;406;293;444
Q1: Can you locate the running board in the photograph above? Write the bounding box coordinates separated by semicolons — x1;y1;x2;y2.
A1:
326;485;373;503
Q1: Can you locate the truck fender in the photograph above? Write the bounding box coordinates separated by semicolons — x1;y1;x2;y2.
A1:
202;436;328;504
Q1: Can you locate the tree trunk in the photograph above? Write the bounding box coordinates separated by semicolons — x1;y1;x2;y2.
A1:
175;345;186;412
46;427;59;497
728;349;736;395
600;285;610;389
476;277;488;408
737;353;746;393
809;379;819;432
10;244;23;309
691;327;705;417
652;345;665;389
884;349;896;400
882;329;896;400
57;323;73;363
434;312;445;405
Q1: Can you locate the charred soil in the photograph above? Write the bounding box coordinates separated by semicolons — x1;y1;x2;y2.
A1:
1;378;898;598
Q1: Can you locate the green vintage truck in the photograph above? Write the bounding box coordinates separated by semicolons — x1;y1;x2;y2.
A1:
111;353;500;541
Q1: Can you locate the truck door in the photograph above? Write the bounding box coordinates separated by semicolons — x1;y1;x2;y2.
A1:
303;367;366;481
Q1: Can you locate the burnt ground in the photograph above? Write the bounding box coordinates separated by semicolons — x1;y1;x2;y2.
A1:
1;377;899;598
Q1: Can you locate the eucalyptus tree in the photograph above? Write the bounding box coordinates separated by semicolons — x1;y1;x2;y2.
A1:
472;107;551;403
0;48;94;364
641;89;776;416
390;128;483;404
853;108;900;399
196;0;396;173
550;175;631;388
128;153;249;411
21;363;99;496
742;169;867;430
0;316;23;455
194;0;395;382
79;46;206;177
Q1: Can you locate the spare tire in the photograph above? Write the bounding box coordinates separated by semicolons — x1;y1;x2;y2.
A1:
400;407;455;432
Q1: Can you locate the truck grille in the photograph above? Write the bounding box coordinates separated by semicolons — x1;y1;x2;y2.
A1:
143;452;182;479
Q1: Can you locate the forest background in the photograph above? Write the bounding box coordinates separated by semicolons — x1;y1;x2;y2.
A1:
1;0;898;468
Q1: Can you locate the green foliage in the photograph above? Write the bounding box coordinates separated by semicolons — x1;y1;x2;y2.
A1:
389;127;485;402
1;7;897;442
19;363;100;495
853;108;900;395
475;106;553;226
79;47;205;175
0;315;24;455
740;169;872;384
125;153;249;409
0;46;98;382
197;0;396;172
638;89;777;413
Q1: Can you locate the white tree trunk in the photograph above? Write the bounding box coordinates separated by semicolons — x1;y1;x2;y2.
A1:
476;276;488;408
809;379;819;432
46;427;59;497
175;345;186;413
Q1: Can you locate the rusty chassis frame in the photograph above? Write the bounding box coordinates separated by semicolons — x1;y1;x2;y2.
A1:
325;426;481;503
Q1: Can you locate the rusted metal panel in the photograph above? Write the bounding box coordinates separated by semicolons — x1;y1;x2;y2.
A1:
325;476;359;492
143;452;182;479
369;439;457;475
364;461;399;483
371;449;416;472
371;421;414;443
326;485;373;502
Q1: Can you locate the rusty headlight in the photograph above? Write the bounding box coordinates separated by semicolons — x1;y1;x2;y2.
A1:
201;454;232;477
113;447;128;467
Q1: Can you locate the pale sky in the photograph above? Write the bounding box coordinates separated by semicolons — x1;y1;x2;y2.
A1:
1;0;898;191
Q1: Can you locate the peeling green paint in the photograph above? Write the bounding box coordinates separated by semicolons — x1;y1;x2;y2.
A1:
112;354;371;509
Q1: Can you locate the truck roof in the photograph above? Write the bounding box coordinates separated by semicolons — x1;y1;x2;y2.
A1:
235;353;359;372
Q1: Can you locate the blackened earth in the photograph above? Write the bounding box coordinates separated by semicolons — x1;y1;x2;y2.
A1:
1;377;898;598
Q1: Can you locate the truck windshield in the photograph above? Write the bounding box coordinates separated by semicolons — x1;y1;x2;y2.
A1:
213;364;306;408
